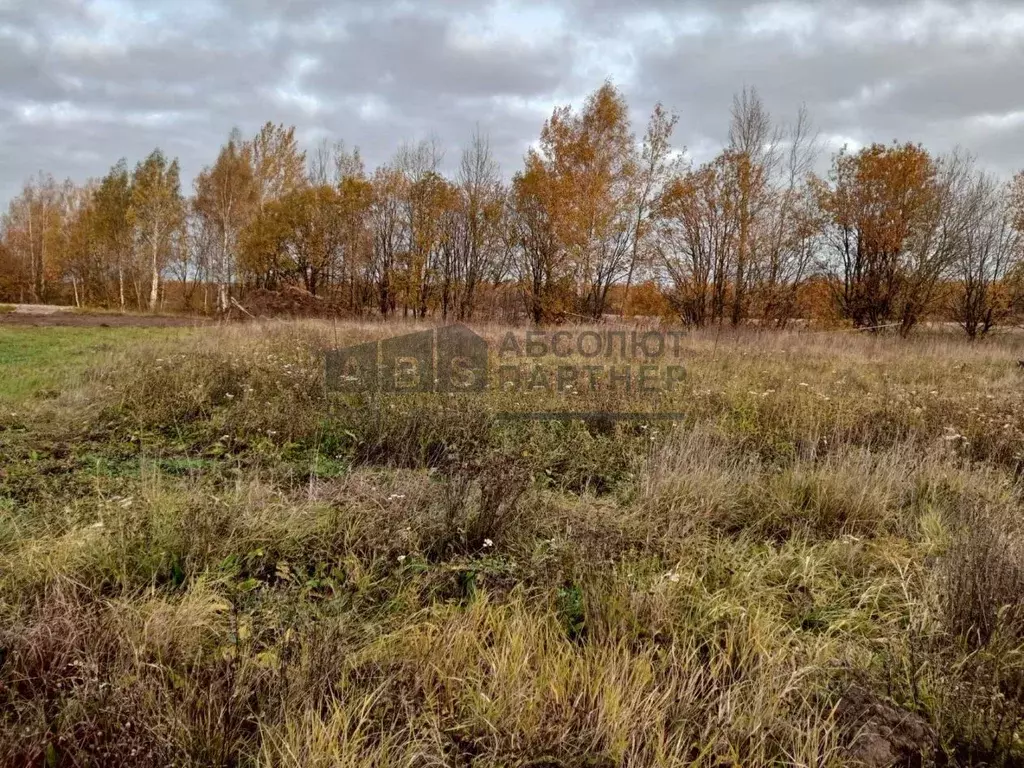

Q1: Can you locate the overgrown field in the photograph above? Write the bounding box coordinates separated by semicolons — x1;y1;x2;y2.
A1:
2;321;1024;767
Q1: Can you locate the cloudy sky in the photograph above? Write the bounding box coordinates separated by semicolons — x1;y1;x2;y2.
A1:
2;0;1023;206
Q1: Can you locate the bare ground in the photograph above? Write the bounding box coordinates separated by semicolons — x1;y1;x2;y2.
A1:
0;304;208;328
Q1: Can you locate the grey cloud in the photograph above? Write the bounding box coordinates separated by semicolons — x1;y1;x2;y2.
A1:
2;0;1023;206
624;1;1024;165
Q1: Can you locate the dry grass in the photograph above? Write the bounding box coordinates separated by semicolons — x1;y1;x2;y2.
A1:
1;320;1024;766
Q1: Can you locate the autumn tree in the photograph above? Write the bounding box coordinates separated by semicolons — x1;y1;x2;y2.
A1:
129;149;185;311
510;152;566;323
307;138;335;187
1;174;62;302
814;142;944;332
656;92;816;328
334;146;374;311
746;103;820;327
1012;171;1024;235
536;82;638;319
393;140;445;317
178;204;215;310
405;169;438;317
1010;171;1024;322
2;174;131;308
367;164;406;316
194;130;256;312
622;103;679;316
238;205;286;289
275;185;345;296
657;153;739;326
92;161;133;310
0;238;14;300
950;170;1021;338
4;179;42;302
247;122;306;214
655;88;781;327
725;88;776;325
56;180;101;307
513;83;679;322
417;173;460;317
892;150;982;335
452;127;505;320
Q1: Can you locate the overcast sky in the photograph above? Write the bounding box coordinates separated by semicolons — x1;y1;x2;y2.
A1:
2;0;1024;207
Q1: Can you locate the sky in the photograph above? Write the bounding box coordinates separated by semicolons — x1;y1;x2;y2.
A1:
2;0;1024;206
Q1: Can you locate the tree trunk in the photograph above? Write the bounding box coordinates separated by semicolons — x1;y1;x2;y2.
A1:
733;217;748;326
149;237;160;311
28;208;38;303
218;228;230;313
118;261;125;312
37;218;46;303
622;265;635;318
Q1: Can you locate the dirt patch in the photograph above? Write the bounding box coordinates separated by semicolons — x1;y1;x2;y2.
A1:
837;684;935;767
0;310;208;328
2;290;351;325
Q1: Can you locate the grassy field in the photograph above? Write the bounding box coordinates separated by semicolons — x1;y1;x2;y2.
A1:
1;321;1024;767
0;326;190;403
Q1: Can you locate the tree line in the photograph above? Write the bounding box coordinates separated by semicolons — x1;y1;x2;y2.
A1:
2;83;1023;336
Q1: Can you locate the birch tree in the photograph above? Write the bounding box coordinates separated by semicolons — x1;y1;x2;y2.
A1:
194;130;256;312
129;149;184;311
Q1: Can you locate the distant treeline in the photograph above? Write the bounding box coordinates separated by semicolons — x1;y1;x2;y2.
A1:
2;84;1023;336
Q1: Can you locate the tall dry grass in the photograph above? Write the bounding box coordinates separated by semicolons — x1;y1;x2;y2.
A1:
2;319;1023;765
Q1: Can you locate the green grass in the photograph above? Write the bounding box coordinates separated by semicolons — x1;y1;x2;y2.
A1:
0;304;14;313
1;321;1023;766
0;325;191;403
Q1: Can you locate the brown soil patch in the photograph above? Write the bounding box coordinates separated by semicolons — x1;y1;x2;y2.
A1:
837;684;935;767
0;310;208;328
